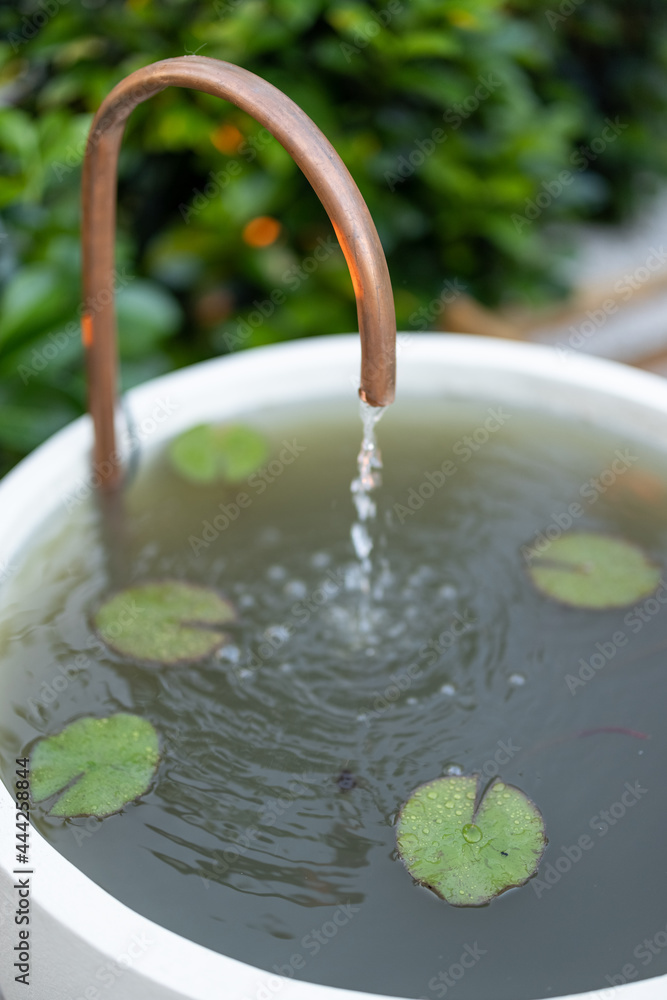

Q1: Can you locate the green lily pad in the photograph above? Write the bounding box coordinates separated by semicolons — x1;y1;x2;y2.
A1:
168;423;268;484
396;775;546;907
525;533;660;609
31;714;159;818
93;580;236;665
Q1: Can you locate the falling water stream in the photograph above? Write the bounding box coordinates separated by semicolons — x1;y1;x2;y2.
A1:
350;401;384;630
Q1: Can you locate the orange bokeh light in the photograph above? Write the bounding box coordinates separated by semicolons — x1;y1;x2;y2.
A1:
242;216;282;248
210;123;244;154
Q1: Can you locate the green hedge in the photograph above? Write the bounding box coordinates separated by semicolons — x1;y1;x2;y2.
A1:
0;0;665;473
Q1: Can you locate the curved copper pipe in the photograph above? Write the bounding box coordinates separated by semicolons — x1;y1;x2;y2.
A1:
81;56;396;490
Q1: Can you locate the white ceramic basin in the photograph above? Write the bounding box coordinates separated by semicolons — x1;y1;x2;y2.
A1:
0;333;664;1000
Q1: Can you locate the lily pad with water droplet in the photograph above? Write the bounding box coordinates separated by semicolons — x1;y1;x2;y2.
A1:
525;533;660;610
93;580;236;665
31;714;159;818
396;775;546;906
168;423;268;484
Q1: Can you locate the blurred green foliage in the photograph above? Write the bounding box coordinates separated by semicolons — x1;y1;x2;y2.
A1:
0;0;666;474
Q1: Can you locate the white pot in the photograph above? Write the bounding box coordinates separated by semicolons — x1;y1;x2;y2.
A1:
0;333;664;1000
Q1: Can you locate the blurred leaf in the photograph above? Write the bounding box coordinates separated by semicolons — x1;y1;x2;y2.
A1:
116;280;183;359
94;580;237;665
0;264;75;349
169;422;269;484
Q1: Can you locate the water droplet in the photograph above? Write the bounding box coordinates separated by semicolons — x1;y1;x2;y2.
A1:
264;624;290;643
267;565;287;582
440;683;456;696
496;782;505;791
462;823;482;844
508;673;526;687
258;527;281;546
455;809;463;816
279;662;293;674
439;584;457;600
311;551;331;568
284;579;307;599
427;791;437;800
217;645;241;663
407;696;418;705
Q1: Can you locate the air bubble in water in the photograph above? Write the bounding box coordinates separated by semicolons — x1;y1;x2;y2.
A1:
218;645;241;663
267;565;287;582
264;624;290;643
508;673;526;687
440;683;456;696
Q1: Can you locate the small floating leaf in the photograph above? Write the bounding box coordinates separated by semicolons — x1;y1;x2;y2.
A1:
31;714;159;818
396;775;546;907
93;580;236;665
525;533;660;609
169;423;268;484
